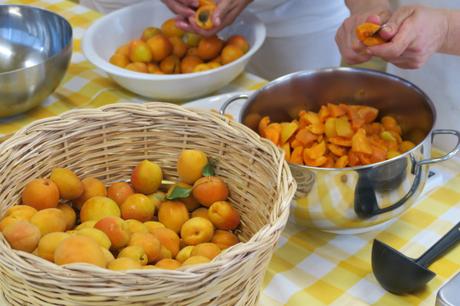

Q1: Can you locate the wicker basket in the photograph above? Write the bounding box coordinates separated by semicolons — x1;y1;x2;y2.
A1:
0;102;296;306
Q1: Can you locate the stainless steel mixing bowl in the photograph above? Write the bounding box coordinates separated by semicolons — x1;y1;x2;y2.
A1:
221;67;460;234
0;5;72;117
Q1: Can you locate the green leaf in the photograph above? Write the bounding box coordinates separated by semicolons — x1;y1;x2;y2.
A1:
202;162;215;177
166;185;192;200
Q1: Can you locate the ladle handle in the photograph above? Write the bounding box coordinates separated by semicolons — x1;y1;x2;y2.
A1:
416;221;460;267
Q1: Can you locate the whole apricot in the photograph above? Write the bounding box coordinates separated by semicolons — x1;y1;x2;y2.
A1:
186;47;199;57
159;245;172;260
182;255;210;266
192;176;229;207
155;258;181;270
146;194;162;212
207;62;221;69
197;36;223;60
118;245;148;265
0;216;22;232
183;32;201;47
107;182;134;206
161;18;184;37
226;35;249;53
76;220;97;230
158;201;189;233
208;201;240;230
221;44;244;65
180;55;203;74
169;36;188;58
175;245;194;263
125;219;148;234
166;182;200;211
125;62;148;73
141;26;161;41
73;177;107;209
22;179;59;210
191;242;221;260
57;203;76;230
30;208;67;235
147;63;163;74
77;228;111;249
115;43;130;57
101;247;115;265
4;205;37;220
144;221;165;233
121;194;155;222
177;149;208;184
50;168;84;200
80;196;120;223
147;34;173;62
94;216;130;250
129;39;152;63
2;220;41;252
191;207;209;220
150;227;180;257
131;160;163;195
129;232;161;263
160;55;181;74
37;232;71;261
54;235;107;268
193;63;211;73
180;217;214;246
211;230;239;249
108;257;142;271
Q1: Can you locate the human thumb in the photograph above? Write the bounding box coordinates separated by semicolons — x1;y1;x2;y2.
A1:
379;6;414;40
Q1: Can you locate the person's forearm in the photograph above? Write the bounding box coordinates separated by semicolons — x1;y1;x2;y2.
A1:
345;0;391;15
440;10;460;55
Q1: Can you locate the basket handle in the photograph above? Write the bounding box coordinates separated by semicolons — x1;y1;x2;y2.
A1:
219;94;249;116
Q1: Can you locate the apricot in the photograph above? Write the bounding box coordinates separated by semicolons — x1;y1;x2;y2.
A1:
226;35;249;53
107;182;134;206
197;36;223;60
177;149;208;184
193;63;211;73
182;255;210;266
150;227;180;257
77;228;111;249
157;201;189;233
180;55;203;74
195;5;215;30
22;179;59;210
118;245;148;265
209;55;221;64
191;242;221;260
4;205;37;220
75;220;97;230
108;257;142;271
211;230;239;249
125;62;148;73
147;34;173;62
208;62;221;69
0;216;22;232
175;245;194;263
101;247;115;265
57;203;76;230
129;39;152;63
147;63;163;74
183;32;201;47
73;177;107;209
169;36;188;58
144;221;165;233
146;194;162;213
54;235;106;268
2;220;41;252
181;217;214;246
161;18;184;37
115;43;130;57
159;245;172;260
186;47;199;57
155;258;181;270
192;176;229;207
131;160;163;195
125;219;148;234
221;45;244;65
129;232;161;263
208;201;240;230
166;182;200;211
191;207;209;220
80;196;120;223
30;208;66;236
121;193;155;222
160;55;181;74
50;168;84;200
141;26;161;41
37;232;71;261
94;216;130;250
142;265;157;270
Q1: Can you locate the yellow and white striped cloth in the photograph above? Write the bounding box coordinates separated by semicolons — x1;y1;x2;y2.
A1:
1;1;460;305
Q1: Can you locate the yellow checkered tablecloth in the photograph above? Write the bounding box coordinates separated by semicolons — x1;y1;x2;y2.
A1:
1;1;460;305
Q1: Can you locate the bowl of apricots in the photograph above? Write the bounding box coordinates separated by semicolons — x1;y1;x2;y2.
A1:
82;1;265;101
0;102;295;305
221;67;460;233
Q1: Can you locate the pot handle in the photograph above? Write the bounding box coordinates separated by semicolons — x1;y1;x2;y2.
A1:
219;94;249;116
417;129;460;166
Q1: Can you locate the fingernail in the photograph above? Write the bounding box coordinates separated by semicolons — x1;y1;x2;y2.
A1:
380;24;392;33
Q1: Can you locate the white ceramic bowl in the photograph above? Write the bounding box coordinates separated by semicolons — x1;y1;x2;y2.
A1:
82;1;266;101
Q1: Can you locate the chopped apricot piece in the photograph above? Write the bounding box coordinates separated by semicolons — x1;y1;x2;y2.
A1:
325;118;337;138
281;121;299;144
329;137;352;147
264;123;281;146
328;103;346;117
304;141;326;160
335;155;349;168
295;128;317;147
258;116;270;136
328;143;346;157
282;143;291;161
290;147;304;164
352;128;372;154
335;116;354;138
304;155;328;167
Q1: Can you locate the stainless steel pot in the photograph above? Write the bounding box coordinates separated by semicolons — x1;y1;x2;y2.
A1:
220;67;460;233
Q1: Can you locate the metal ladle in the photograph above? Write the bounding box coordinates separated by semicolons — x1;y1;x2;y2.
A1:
372;220;460;294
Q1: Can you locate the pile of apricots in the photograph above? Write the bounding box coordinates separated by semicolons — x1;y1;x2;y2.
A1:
0;149;241;270
257;103;416;168
109;17;250;74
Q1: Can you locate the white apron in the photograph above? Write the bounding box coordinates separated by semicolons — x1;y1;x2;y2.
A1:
387;0;460;152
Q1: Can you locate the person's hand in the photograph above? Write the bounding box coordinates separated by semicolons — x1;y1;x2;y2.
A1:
336;4;392;65
368;5;449;69
161;0;198;18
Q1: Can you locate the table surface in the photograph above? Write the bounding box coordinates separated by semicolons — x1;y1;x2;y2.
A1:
2;1;460;305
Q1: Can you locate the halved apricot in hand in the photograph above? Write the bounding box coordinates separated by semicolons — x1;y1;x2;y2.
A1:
356;22;385;46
